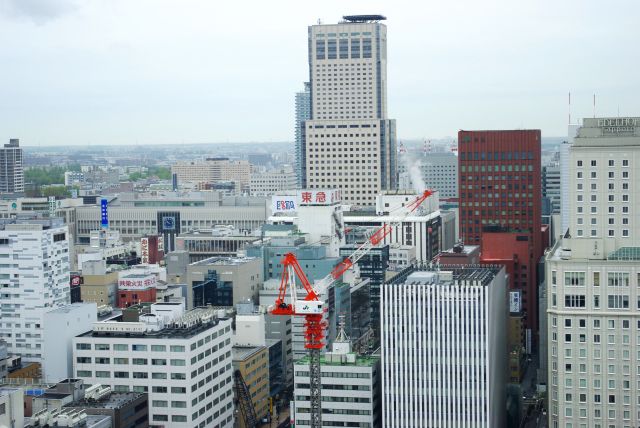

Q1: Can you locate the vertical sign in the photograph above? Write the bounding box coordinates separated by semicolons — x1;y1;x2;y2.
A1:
140;238;150;264
48;196;56;217
100;198;109;228
157;235;164;253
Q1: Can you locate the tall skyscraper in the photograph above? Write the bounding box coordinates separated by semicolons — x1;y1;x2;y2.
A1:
302;15;397;206
295;82;311;189
0;139;24;194
381;265;507;427
0;217;70;362
547;117;640;428
458;130;542;336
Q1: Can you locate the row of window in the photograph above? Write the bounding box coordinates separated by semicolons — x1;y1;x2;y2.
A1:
553;271;639;287
577;159;630;167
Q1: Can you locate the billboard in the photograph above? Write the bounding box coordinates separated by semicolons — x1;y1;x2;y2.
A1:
509;290;522;314
299;189;342;206
100;198;109;228
271;195;299;213
118;274;157;290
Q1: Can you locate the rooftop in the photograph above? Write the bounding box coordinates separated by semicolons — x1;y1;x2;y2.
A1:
65;391;144;410
233;346;266;362
391;264;502;287
191;256;258;266
608;247;640;261
295;354;379;367
342;14;386;22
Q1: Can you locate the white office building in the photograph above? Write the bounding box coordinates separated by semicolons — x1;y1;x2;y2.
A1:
73;307;234;427
381;266;507;428
0;217;70;362
398;152;458;198
293;326;380;427
250;166;297;196
0;139;24;194
547;117;640;428
302;15;396;206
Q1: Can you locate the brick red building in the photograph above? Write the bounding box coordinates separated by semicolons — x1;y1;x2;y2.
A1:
458;130;542;337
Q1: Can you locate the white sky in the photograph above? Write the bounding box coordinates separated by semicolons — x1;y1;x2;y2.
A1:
0;0;638;146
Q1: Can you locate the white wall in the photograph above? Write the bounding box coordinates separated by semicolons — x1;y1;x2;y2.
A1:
43;303;97;383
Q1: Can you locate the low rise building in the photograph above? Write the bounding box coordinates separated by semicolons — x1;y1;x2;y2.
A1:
293;326;381;428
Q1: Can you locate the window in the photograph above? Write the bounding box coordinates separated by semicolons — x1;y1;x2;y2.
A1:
152;359;167;366
114;344;128;351
95;344;109;351
76;343;91;350
565;295;586;308
608;272;629;287
565;272;586;286
170;345;185;352
152;372;167;379
608;295;629;309
132;344;147;351
152;400;168;408
171;359;186;366
152;386;167;393
95;357;110;364
151;345;166;352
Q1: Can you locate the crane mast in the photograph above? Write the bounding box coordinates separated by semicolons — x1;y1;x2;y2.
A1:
271;190;433;428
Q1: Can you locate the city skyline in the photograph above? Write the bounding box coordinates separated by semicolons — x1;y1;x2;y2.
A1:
1;0;638;145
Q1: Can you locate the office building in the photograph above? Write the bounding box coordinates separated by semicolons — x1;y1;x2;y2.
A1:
171;158;251;189
0;139;24;194
73;307;234;427
302;15;397;206
176;227;258;263
542;163;561;214
0;217;70;362
232;346;270;427
398;152;458;198
295;82;311;188
339;244;388;339
293;325;381;428
185;256;262;309
381;265;507;427
458;129;542;335
547;117;640;428
250;165;297;196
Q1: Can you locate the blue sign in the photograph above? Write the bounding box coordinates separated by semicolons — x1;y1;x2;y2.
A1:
163;216;176;230
100;199;109;228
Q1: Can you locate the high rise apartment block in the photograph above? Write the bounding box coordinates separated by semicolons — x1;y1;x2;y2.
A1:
302;15;396;206
0;217;70;362
458;130;542;334
398;152;458;198
547;117;640;428
0;139;24;194
381;266;507;427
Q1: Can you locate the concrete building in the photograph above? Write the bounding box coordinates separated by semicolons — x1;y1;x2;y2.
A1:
79;263;119;308
64;390;148;428
42;304;97;383
344;191;441;263
185;256;262;309
73;307;234;427
547;117;640;428
542;163;561;215
302;15;397;206
399;151;458;198
232;346;270;427
293;326;381;428
458;129;543;337
0;217;70;362
171;158;251;190
250;165;296;197
176;227;258;262
381;265;507;428
0;139;24;194
295;82;311;188
0;387;24;428
74;191;268;251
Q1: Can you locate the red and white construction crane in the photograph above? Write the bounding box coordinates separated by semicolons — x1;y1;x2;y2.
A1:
271;189;434;428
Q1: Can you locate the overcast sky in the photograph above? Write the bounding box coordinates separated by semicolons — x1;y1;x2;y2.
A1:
0;0;638;146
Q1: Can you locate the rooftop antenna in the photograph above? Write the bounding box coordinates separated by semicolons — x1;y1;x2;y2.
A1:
568;91;571;125
317;18;322;24
593;93;596;118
